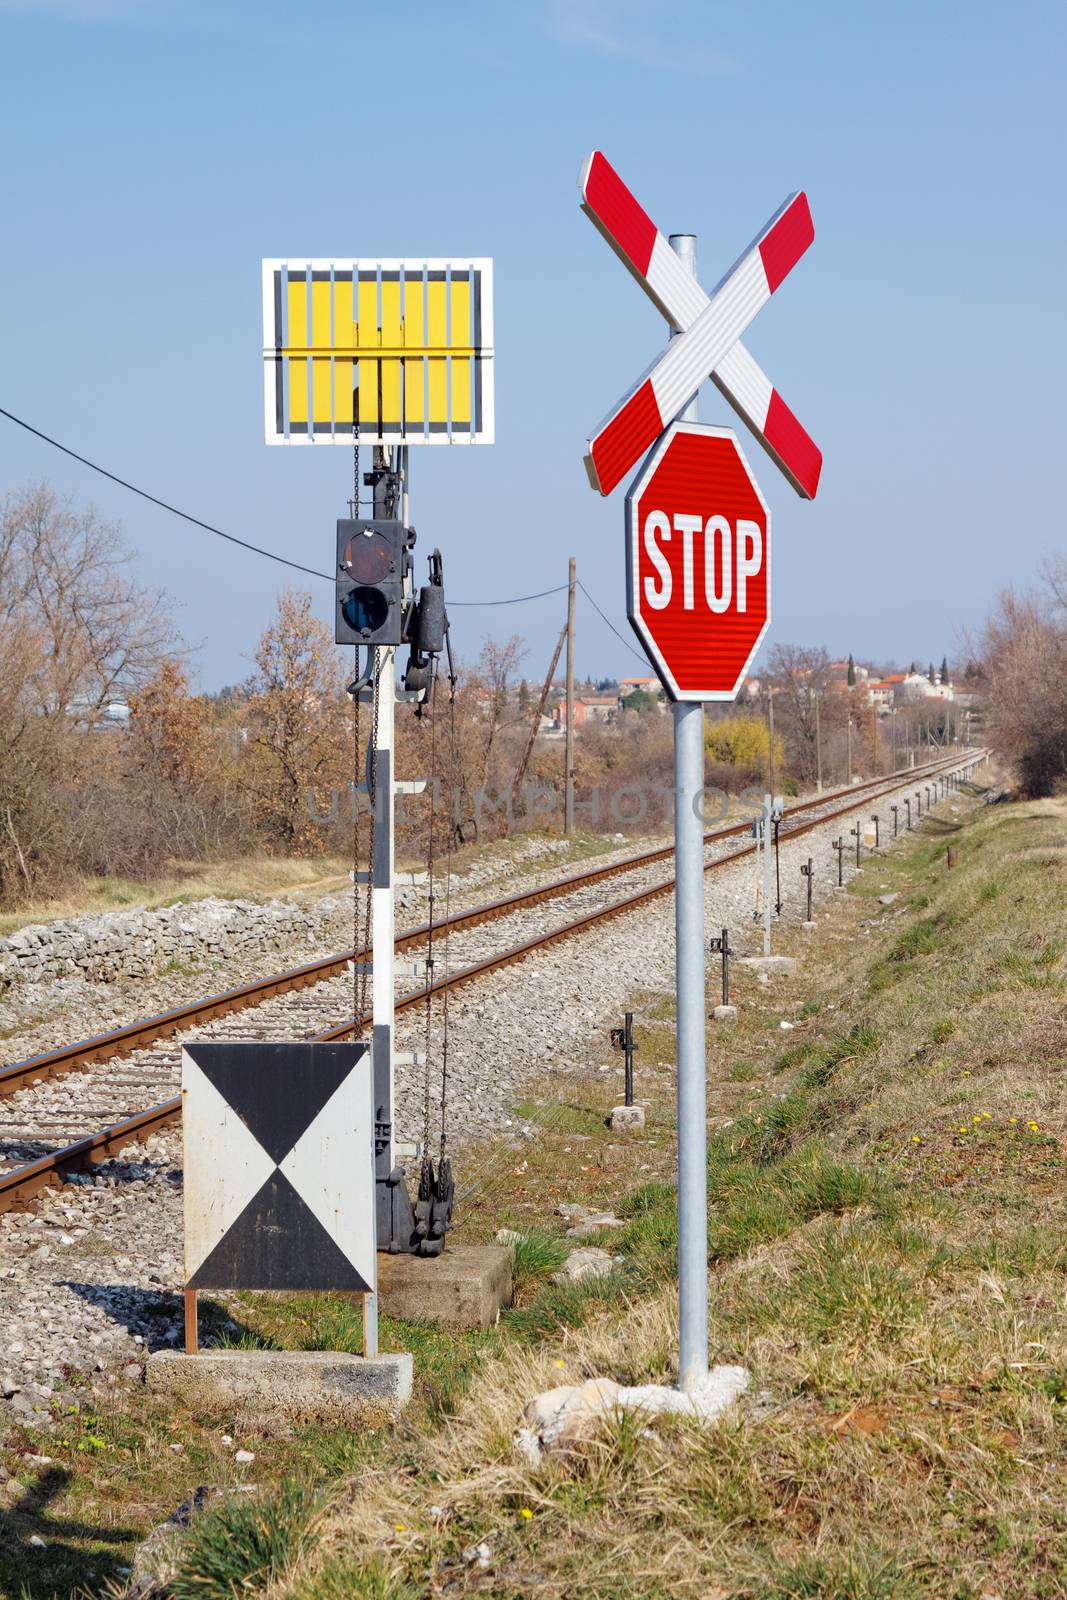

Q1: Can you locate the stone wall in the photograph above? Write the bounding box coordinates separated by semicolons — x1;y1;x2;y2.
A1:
0;894;357;991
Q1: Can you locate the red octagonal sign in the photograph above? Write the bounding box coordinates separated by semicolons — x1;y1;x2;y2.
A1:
626;422;770;702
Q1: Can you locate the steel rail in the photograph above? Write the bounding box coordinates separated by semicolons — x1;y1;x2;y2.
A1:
0;753;982;1214
0;753;967;1100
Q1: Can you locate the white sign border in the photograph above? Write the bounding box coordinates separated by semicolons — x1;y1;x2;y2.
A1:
625;421;772;704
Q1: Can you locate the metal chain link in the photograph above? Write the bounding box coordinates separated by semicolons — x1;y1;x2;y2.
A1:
420;660;439;1153
438;663;459;1158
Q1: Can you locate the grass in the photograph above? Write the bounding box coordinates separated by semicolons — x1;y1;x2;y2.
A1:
168;1479;324;1600
0;856;357;936
6;774;1067;1599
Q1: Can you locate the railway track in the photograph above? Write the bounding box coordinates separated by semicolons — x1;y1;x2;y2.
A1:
0;752;983;1212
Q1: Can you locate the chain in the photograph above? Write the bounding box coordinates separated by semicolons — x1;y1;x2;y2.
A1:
438;659;458;1158
353;653;380;1039
420;660;439;1153
352;646;361;1031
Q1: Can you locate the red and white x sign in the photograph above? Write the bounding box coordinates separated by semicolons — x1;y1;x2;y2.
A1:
580;152;822;501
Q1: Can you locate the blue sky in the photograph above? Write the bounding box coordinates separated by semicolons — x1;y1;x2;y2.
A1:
1;0;1063;689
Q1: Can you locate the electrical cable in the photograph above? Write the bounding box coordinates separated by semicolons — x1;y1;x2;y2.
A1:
448;583;569;607
577;578;649;667
0;405;333;583
0;408;651;650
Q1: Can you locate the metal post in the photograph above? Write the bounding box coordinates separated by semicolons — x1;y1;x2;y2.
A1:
623;1011;635;1106
905;797;912;830
370;450;398;1170
916;789;922;819
709;927;731;1005
872;814;879;848
183;1288;198;1355
802;857;813;921
852;823;861;866
565;556;576;835
773;811;782;915
371;647;396;1167
668;229;707;1392
833;836;845;886
762;794;773;956
814;692;823;793
892;803;898;837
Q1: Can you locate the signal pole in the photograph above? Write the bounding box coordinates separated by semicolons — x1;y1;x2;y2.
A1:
667;231;708;1393
565;557;576;835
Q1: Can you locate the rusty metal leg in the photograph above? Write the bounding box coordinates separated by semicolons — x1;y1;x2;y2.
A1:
184;1288;198;1354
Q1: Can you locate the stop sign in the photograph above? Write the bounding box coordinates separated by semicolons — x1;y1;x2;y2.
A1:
626;422;770;701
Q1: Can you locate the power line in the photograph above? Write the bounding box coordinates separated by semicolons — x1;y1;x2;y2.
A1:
578;578;648;666
449;583;569;607
0;405;333;583
0;407;653;662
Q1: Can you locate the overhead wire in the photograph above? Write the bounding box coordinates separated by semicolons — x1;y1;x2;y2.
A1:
0;405;644;650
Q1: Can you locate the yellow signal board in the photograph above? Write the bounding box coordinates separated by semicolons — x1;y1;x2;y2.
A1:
262;259;493;445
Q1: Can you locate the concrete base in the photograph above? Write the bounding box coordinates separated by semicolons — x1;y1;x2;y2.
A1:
376;1245;512;1330
739;955;797;974
146;1348;412;1423
711;1004;738;1023
801;920;817;933
609;1104;645;1131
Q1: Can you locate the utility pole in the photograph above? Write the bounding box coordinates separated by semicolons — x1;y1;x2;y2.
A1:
565;556;576;835
847;711;853;785
667;230;707;1393
767;686;776;796
814;690;823;793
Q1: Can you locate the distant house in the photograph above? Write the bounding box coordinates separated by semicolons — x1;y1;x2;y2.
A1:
618;675;663;708
553;693;618;730
867;671;955;710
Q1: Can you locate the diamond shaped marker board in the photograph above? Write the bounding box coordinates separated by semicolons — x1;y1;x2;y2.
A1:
181;1041;375;1294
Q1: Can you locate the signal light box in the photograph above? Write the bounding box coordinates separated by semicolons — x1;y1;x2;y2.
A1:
335;519;413;647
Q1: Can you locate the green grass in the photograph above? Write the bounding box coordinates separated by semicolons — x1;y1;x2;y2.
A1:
169;1479;324;1600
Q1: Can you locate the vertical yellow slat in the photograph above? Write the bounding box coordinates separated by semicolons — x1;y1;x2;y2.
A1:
450;276;471;427
287;277;308;426
311;277;331;428
427;274;448;428
333;276;354;425
380;276;401;429
403;277;424;427
356;274;379;428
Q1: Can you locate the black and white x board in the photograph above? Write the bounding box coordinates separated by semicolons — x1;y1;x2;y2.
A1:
181;1040;375;1294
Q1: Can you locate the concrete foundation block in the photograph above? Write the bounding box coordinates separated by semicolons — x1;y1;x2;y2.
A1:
608;1105;646;1131
711;1004;738;1023
376;1245;512;1330
146;1348;412;1423
801;920;817;933
739;955;797;974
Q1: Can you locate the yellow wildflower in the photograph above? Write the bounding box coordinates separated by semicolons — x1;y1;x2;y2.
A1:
519;1507;534;1520
911;1136;922;1144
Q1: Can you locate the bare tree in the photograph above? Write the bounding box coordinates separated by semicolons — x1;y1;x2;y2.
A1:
0;484;180;901
244;589;349;851
979;572;1067;796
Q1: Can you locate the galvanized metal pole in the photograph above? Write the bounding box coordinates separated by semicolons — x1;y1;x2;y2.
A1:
371;448;398;1174
565;557;576;835
815;692;823;793
668;231;708;1392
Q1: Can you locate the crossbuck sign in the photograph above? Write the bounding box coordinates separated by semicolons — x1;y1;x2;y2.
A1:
580;152;822;502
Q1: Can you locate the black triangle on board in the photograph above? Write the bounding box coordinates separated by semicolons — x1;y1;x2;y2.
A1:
185;1041;368;1165
188;1168;372;1292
